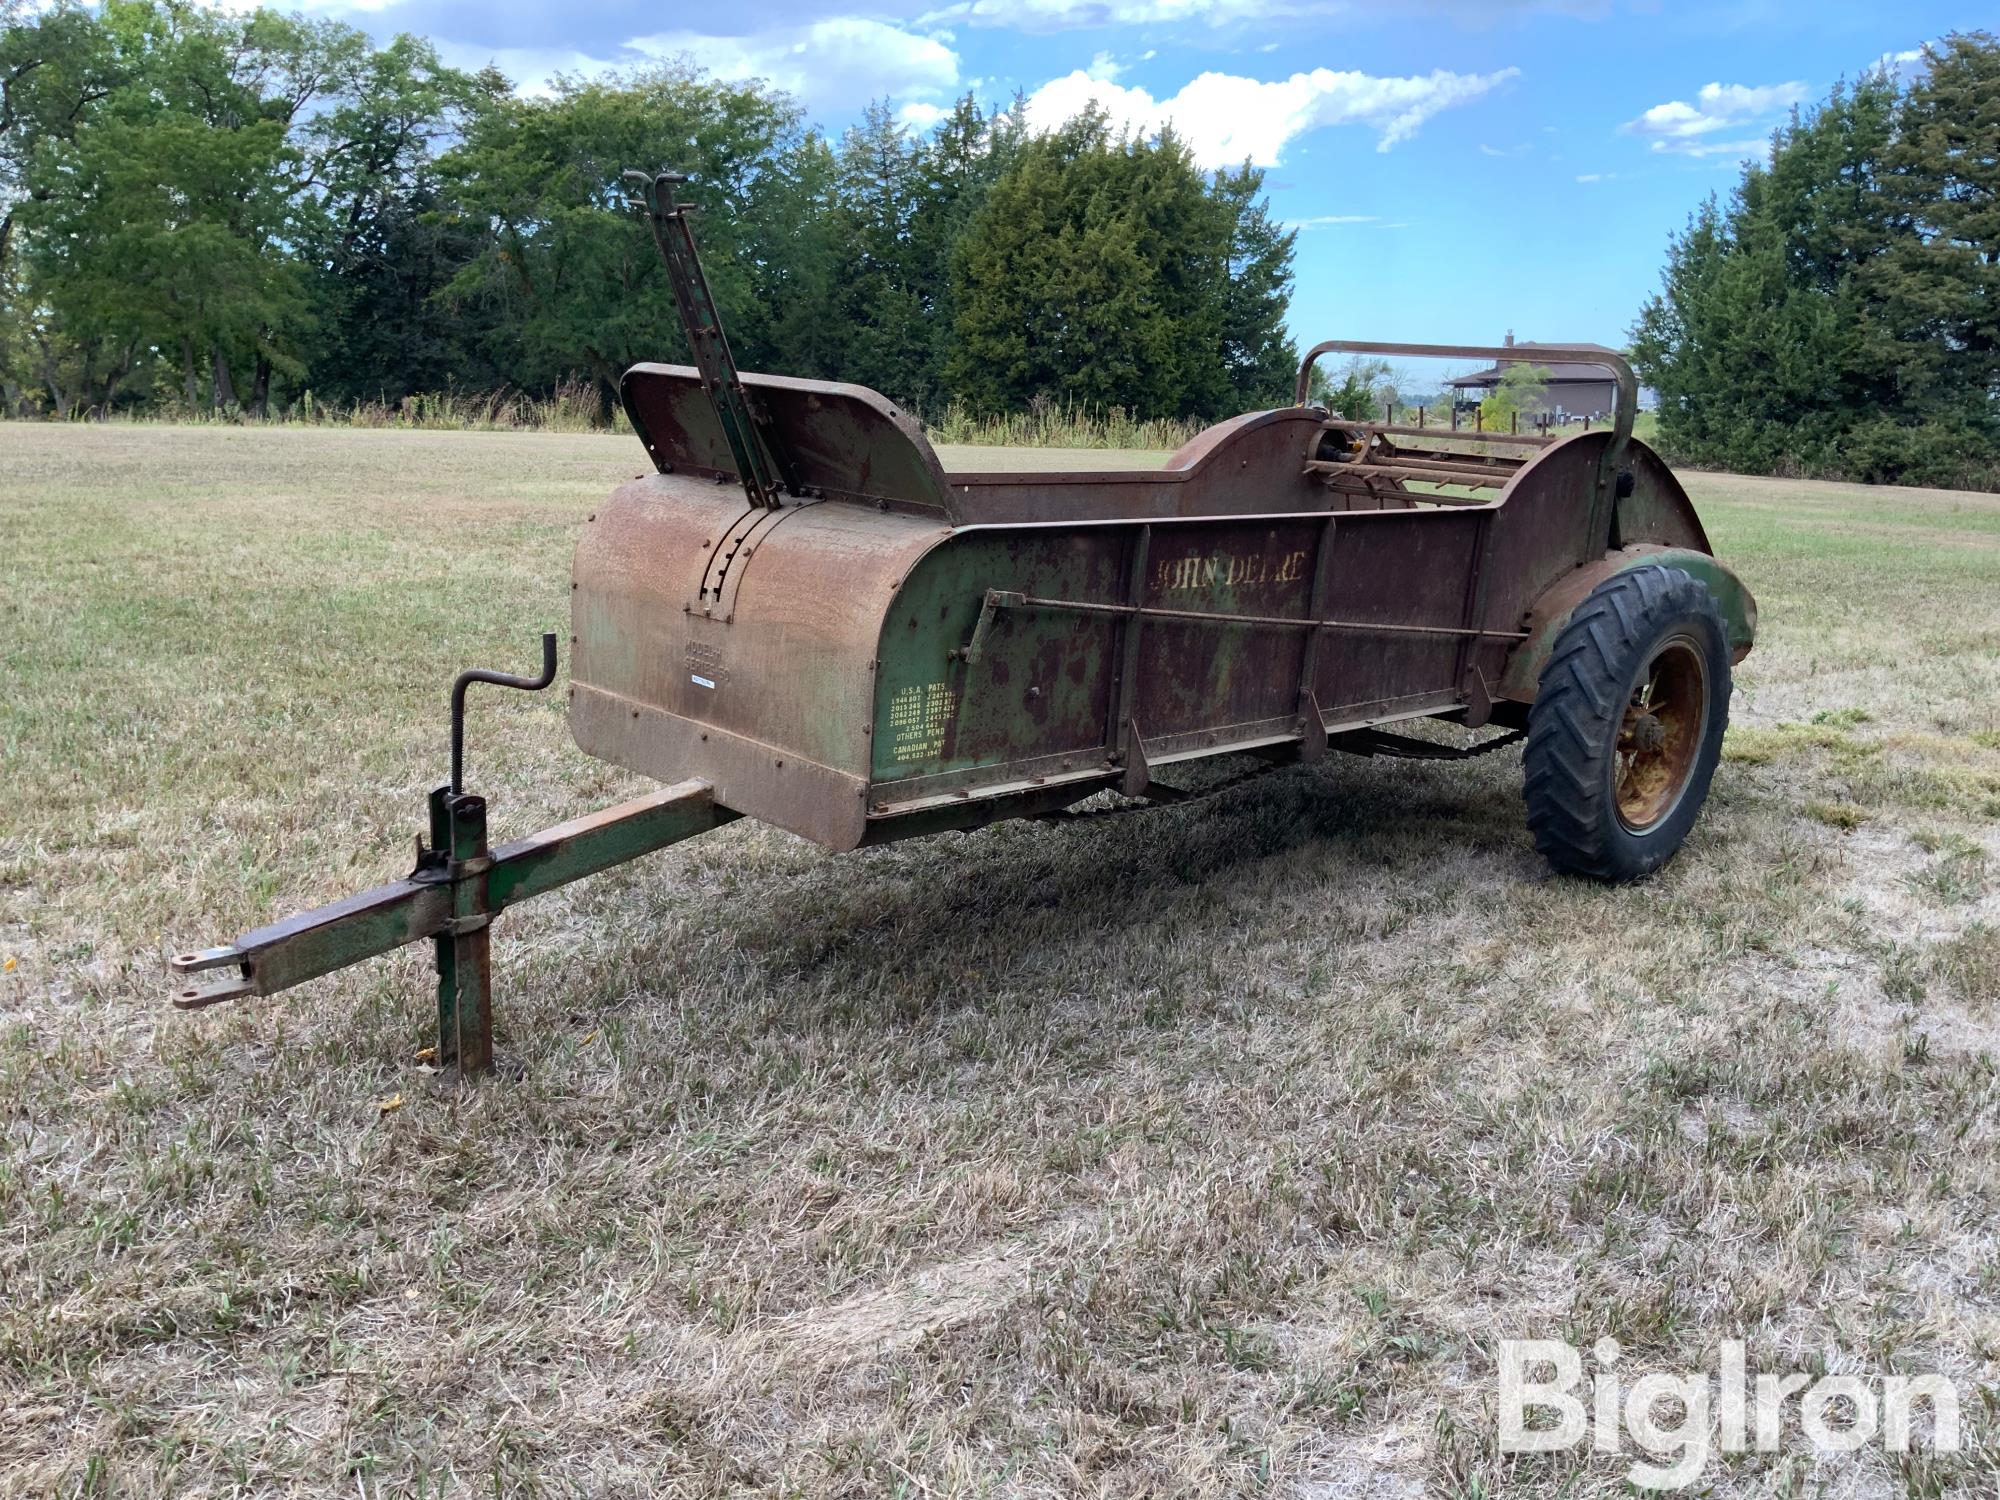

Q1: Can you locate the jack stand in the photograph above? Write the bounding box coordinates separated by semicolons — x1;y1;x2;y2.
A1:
425;786;496;1074
170;628;737;1073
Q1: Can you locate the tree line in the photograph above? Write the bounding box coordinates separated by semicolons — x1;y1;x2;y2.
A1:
0;0;1298;423
1633;33;2000;490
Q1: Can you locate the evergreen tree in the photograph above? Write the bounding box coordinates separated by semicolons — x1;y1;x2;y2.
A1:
947;112;1294;421
827;103;931;407
1633;36;1999;487
1861;34;2000;448
1209;161;1299;411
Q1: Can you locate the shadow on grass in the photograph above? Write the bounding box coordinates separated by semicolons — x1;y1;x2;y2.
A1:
607;751;1535;1030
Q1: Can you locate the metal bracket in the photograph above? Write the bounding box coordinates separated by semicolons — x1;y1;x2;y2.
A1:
1120;719;1152;799
1459;666;1494;730
1298;689;1329;763
625;168;800;510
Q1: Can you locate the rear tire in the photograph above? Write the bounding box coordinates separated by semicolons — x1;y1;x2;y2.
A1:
1523;565;1731;881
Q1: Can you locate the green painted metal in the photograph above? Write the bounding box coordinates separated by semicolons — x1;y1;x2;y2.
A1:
171;782;730;1025
487;782;740;908
177;881;453;1002
1495;545;1758;702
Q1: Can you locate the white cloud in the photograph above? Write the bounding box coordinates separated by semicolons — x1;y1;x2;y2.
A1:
899;101;950;129
1675;136;1771;160
1023;64;1518;167
434;18;960;110
1871;44;1931;80
926;0;1281;27
1621;80;1805;154
1478;142;1530;157
1287;213;1381;227
431;41;617;97
1574;171;1614;183
924;0;1605;30
626;18;959;113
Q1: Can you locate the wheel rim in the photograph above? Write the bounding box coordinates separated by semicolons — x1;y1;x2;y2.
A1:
1614;635;1709;835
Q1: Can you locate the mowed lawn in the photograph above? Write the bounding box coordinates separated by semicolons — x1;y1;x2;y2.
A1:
2;422;1998;1497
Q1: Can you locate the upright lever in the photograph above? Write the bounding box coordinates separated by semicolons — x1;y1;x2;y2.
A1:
624;167;799;510
450;632;558;795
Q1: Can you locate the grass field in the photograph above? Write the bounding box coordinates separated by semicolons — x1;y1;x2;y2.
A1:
3;423;1998;1497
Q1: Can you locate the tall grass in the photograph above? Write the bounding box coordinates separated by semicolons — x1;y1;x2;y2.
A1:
122;377;622;434
57;382;1216;449
922;395;1205;451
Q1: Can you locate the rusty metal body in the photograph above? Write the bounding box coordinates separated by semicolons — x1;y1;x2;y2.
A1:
574;345;1754;854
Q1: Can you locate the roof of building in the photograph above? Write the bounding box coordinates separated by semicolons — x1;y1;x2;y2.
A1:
1447;342;1625;387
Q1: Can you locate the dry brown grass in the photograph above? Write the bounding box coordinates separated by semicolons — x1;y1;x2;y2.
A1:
3;426;1999;1497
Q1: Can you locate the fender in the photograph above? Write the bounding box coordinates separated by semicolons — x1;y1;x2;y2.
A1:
1497;545;1758;703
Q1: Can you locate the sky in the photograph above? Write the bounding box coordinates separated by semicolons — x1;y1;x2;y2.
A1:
306;0;1978;372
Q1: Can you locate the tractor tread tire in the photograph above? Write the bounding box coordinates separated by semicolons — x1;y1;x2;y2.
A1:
1523;564;1731;882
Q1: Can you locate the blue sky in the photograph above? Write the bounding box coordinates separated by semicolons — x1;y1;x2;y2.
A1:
322;0;1975;361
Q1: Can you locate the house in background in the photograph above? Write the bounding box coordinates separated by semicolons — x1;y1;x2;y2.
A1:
1448;333;1626;421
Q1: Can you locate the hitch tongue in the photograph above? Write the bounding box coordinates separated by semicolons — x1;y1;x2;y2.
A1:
170;946;254;1009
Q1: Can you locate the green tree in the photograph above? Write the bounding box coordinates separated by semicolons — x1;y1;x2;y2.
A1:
948;111;1293;420
902;95;1025;411
13;1;434;413
1856;34;2000;456
1633;41;1999;487
1208;160;1299;410
438;62;839;412
25;106;307;412
825;103;930;407
817;94;1026;413
1479;362;1551;431
0;0;119;412
1310;355;1392;419
299;38;502;403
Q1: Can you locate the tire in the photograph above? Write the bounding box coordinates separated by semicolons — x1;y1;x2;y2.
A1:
1523;564;1732;881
